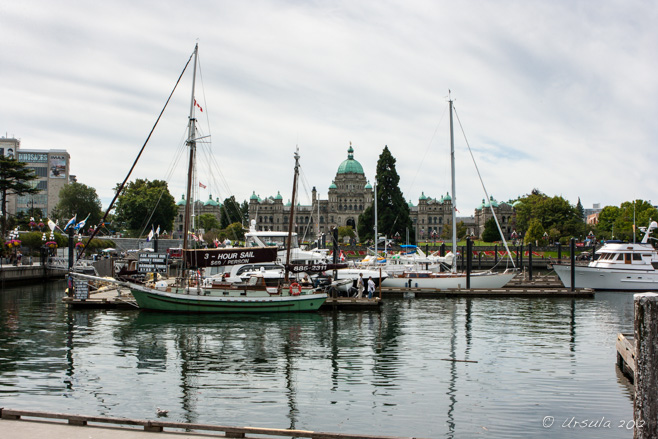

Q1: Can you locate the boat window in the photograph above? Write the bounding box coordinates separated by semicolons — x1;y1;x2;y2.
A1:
633;254;642;261
625;253;631;264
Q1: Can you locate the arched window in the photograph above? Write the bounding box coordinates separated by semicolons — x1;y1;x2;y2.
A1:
338;205;342;211
269;216;273;223
320;216;324;224
259;216;262;223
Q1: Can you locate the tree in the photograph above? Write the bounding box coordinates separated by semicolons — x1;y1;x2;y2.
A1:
576;197;585;221
113;179;177;237
197;213;220;232
51;182;102;227
595;200;658;242
514;190;584;241
338;226;355;242
220;196;244;229
0;155;39;237
525;218;545;244
358;146;415;243
481;217;502;242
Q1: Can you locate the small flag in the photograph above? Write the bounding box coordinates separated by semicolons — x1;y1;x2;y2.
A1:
194;99;203;112
64;215;76;231
199;182;206;189
147;227;154;242
74;214;90;231
155;225;160;236
339;250;346;262
48;218;58;232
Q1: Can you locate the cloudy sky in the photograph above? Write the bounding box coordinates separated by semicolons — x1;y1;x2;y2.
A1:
3;0;657;215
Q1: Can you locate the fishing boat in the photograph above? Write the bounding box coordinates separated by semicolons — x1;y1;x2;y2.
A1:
92;45;326;312
382;94;516;290
553;221;658;290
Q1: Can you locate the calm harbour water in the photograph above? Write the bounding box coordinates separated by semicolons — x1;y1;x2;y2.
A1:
0;280;635;438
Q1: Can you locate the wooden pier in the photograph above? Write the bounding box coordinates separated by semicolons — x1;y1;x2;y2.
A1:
379;286;593;298
616;332;635;383
0;408;427;439
320;297;382;311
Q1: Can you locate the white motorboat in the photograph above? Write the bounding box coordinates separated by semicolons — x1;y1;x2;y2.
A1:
553;221;658;290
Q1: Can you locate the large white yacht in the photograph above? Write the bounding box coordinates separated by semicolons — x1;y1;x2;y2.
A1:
553;221;658;290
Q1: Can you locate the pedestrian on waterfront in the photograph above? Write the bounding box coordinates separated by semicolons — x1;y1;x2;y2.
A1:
356;273;364;298
367;276;375;299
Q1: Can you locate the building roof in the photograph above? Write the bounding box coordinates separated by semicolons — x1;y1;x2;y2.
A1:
204;195;219;206
336;145;364;175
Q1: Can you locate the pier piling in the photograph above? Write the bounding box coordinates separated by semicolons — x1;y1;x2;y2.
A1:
634;292;658;438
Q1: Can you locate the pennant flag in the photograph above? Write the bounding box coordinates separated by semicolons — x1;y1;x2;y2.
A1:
339;250;346;262
147;227;154;242
74;213;90;231
155;225;160;236
64;214;76;231
199;182;207;189
194;99;203;112
48;218;58;232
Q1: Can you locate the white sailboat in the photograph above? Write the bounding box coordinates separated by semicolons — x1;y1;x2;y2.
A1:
382;94;516;290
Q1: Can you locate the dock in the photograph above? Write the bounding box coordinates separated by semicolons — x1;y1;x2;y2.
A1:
0;408;427;439
379;286;593;298
616;332;635;383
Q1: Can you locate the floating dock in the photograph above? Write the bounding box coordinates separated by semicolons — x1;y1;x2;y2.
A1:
616;332;635;383
379;286;593;298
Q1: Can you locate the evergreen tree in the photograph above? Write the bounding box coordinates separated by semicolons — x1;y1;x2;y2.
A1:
220;196;244;229
481;217;502;242
576;197;585;221
358;146;414;243
0;155;39;237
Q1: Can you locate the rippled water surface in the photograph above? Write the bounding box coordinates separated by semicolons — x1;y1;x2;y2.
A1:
0;281;635;438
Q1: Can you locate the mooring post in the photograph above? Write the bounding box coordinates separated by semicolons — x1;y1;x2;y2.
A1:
440;243;445;257
494;244;498;264
570;238;576;291
466;238;472;289
634;292;658;438
557;242;562;260
528;243;533;281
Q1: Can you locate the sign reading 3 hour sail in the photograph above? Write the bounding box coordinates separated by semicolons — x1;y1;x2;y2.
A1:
184;247;278;268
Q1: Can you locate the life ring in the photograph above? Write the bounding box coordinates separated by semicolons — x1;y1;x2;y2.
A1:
290;282;301;296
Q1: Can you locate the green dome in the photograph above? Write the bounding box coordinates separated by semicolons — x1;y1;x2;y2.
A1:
250;191;259;201
176;195;186;206
364;180;372;189
336;145;364;174
408;199;414;207
204;195;219;206
443;192;452;201
419;192;427;201
488;195;498;208
275;191;283;200
329;180;337;189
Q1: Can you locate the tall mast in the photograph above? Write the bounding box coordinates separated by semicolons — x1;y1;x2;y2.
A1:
284;148;300;282
449;93;457;273
182;44;199;254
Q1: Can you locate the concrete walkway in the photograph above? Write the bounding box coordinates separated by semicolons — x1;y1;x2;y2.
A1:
0;418;219;439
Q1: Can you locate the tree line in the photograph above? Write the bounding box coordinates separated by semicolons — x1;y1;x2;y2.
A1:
2;148;656;246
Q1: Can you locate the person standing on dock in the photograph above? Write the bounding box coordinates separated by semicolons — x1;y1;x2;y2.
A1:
356;273;364;298
367;276;375;299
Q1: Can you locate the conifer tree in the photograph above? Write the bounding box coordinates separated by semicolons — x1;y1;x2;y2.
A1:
0;155;39;237
358;146;415;243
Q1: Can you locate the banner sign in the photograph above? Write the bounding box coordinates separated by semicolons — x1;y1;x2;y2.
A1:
285;263;348;273
184;247;278;268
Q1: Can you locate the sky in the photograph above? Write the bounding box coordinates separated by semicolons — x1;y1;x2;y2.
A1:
2;0;657;216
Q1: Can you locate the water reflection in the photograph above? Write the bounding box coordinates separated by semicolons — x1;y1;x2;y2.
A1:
0;281;636;438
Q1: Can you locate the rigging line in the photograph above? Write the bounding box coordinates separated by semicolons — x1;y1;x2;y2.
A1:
408;104;449;193
452;105;515;268
77;47;195;262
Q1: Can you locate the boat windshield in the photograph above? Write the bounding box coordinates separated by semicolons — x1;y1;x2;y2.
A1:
246;234;299;249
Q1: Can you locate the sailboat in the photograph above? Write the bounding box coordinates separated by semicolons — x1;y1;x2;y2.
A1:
382;94;516;290
112;45;327;312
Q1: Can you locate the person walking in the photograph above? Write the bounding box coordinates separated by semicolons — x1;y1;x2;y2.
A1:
367;276;375;299
356;273;364;298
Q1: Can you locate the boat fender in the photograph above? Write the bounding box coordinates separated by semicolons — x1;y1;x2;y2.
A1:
290;282;301;296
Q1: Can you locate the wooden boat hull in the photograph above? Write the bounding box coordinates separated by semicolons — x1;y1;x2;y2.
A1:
129;284;327;313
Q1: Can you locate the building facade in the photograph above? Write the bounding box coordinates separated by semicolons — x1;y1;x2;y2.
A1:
1;136;71;218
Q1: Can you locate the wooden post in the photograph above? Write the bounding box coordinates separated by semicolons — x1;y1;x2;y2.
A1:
634;293;658;438
528;243;533;281
466;238;472;289
557;242;562;260
570;238;576;292
494;244;498;264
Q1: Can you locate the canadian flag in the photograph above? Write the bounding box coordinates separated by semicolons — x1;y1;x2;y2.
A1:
199;182;206;189
339;250;346;262
194;99;203;112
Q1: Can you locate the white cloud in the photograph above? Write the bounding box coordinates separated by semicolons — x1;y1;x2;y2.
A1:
2;0;657;218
